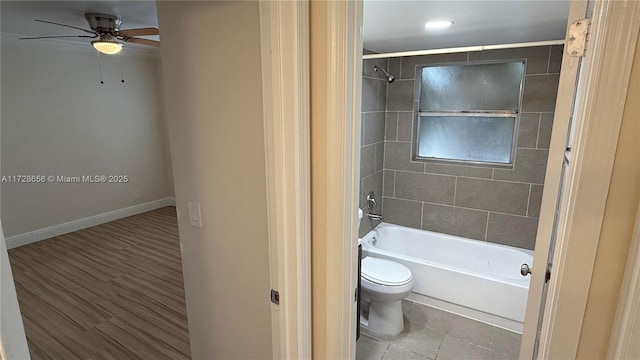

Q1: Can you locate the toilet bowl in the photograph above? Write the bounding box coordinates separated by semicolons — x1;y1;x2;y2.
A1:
360;256;414;336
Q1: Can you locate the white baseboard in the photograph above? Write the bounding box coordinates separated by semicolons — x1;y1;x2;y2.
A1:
5;197;176;249
407;292;524;334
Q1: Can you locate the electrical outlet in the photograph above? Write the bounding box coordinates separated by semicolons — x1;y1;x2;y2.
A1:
134;189;141;199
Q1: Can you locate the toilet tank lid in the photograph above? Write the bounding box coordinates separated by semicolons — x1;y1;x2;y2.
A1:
362;257;412;286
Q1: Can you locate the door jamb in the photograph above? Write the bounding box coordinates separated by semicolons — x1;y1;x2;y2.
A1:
310;0;363;358
535;1;640;358
519;1;588;356
259;1;312;358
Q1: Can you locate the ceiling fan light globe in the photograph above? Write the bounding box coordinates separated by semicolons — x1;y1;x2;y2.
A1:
92;41;123;55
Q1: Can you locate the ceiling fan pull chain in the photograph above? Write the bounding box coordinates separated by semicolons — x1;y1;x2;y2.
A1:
96;51;104;84
119;52;125;83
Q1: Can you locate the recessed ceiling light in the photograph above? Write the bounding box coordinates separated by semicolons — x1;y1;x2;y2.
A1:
424;20;453;30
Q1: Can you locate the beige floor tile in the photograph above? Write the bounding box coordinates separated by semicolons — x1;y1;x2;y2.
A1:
382;345;428;360
357;335;389;360
358;300;520;360
410;303;493;347
391;327;443;359
436;334;494;360
490;327;522;359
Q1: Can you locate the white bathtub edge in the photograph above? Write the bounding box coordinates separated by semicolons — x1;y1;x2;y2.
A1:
407;292;524;334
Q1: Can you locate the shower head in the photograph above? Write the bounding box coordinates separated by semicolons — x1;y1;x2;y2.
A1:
373;65;395;83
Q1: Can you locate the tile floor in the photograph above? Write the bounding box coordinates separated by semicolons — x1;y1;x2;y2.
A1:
357;300;521;360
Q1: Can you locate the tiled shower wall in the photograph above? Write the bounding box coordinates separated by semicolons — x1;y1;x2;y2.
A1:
381;46;563;250
359;56;388;237
358;45;563;248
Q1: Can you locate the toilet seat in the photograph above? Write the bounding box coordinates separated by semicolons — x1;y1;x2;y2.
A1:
362;257;412;286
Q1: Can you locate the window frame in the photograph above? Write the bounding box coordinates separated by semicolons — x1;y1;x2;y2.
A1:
411;59;527;169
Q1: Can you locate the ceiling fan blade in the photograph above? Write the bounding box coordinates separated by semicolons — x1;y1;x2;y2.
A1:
119;27;159;37
34;19;95;35
20;35;96;40
126;37;160;47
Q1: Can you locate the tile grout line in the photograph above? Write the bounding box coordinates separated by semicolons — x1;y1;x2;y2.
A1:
392;170;396;198
526;184;532;217
361;110;387;114
546;45;552;74
362;75;392;81
516;147;549;151
394;112;399;140
535;113;542;148
381;342;391;360
386;196;537;219
361;170;384;182
453;176;458;206
484;212;491;241
524;72;561;77
362;113;368;146
425;171;543;185
381;118;387;199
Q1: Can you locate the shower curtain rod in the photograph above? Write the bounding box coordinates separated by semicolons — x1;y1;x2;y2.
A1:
362;39;565;60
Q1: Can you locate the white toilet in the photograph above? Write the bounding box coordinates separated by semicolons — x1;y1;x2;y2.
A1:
357;208;414;335
360;255;414;336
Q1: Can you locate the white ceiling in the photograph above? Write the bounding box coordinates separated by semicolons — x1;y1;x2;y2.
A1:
1;1;159;51
2;1;570;55
363;0;571;53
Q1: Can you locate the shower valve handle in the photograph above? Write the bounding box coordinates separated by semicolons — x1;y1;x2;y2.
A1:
366;191;376;210
520;264;532;276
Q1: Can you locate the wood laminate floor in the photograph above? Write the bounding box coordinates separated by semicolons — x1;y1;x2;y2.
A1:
8;207;191;360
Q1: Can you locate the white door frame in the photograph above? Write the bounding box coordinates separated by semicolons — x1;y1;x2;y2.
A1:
533;1;639;358
519;0;588;354
0;220;31;359
259;1;312;359
309;1;363;358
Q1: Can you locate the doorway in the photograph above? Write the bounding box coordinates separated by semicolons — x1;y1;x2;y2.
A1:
0;1;187;358
356;2;567;358
308;0;633;358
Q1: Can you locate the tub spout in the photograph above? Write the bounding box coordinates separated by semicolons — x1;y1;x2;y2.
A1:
368;213;383;221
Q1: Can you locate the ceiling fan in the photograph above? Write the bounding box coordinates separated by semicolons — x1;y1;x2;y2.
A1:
19;13;160;55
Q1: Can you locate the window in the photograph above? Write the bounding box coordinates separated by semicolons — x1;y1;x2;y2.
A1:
414;60;525;166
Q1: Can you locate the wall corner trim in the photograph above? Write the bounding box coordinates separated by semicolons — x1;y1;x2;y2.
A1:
5;197;176;249
608;204;640;359
259;0;312;358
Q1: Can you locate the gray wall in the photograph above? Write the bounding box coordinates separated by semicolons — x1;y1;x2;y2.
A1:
359;56;388;236
360;45;562;250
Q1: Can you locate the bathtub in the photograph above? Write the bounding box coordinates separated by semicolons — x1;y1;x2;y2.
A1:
360;222;533;330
